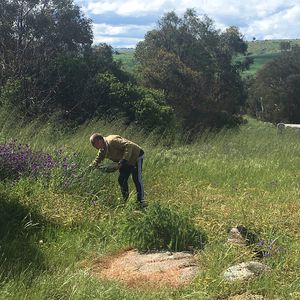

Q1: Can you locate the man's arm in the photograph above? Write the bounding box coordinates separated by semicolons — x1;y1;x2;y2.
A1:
89;148;105;168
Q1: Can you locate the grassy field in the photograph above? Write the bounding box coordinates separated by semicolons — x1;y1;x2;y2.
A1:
247;39;300;55
242;52;280;77
114;51;137;74
0;113;300;299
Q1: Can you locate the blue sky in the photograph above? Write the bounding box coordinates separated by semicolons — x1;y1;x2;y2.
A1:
74;0;300;48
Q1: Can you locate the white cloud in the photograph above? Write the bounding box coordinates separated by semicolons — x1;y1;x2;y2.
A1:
93;24;124;35
84;0;174;16
93;23;153;37
242;3;300;39
75;0;300;47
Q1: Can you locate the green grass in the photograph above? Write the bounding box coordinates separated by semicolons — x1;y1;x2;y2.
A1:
1;113;300;299
113;51;137;74
247;39;300;55
243;52;280;76
243;39;300;76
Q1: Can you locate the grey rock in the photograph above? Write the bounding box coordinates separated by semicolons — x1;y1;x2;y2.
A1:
228;226;259;246
228;227;247;245
224;261;270;281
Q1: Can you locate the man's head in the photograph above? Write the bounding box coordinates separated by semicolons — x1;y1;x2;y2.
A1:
90;133;105;150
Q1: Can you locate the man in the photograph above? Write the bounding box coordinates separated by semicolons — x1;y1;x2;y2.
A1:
89;133;146;208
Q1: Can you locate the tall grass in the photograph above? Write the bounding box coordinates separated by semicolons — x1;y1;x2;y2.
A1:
0;112;300;299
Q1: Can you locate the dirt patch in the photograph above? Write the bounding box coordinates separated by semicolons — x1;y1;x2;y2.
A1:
87;249;198;288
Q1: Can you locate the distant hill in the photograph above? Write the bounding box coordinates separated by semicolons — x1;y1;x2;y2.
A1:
243;39;300;76
113;40;300;76
247;39;300;55
113;48;135;54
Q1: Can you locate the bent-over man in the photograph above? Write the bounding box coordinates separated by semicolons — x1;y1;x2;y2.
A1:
89;133;146;208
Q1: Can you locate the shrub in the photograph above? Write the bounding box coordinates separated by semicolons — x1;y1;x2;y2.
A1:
133;87;175;131
122;202;207;252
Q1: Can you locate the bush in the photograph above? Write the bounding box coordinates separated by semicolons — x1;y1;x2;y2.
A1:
133;87;175;131
122;202;207;252
86;72;175;131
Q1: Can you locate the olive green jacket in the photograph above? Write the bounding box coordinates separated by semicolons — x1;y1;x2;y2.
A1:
91;135;142;167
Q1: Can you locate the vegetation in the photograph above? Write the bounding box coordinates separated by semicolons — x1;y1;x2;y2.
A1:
115;40;300;78
135;10;250;131
0;0;173;130
0;115;300;299
123;202;207;252
242;52;280;77
1;1;300;298
247;47;300;123
114;50;137;74
247;39;300;55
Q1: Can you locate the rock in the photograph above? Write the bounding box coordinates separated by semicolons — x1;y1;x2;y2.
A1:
228;226;259;246
89;250;198;288
224;261;270;281
228;227;247;245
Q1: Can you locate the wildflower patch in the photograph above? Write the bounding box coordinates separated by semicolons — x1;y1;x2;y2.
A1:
0;142;79;184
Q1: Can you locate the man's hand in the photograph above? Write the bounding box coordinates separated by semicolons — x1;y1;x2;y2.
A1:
118;159;128;169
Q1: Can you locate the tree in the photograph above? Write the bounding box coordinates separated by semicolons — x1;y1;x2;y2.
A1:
0;0;93;115
135;9;249;131
247;47;300;123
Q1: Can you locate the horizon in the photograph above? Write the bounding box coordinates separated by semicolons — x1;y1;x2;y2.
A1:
107;38;300;50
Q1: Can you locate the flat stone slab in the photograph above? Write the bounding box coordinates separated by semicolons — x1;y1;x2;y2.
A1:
224;261;270;281
88;250;198;288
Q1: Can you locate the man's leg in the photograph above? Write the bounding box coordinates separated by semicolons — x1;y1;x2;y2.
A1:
132;155;144;203
118;166;131;201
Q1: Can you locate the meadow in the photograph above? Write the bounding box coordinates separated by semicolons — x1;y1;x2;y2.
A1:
0;112;300;299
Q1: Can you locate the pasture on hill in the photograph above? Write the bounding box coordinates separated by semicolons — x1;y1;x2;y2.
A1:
0;112;300;299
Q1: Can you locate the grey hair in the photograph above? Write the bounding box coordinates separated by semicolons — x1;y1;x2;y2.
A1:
89;133;103;144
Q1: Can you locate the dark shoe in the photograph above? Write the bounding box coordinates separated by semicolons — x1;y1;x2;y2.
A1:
135;201;148;210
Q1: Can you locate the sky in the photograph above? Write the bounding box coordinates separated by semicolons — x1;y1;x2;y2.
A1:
74;0;300;48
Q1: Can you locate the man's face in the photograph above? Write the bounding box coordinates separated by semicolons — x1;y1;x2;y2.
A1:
93;139;105;150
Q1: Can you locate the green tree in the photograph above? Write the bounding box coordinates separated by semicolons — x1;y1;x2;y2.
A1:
247;47;300;123
0;0;92;115
135;9;249;131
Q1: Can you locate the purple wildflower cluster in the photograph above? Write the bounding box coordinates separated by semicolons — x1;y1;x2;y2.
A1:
0;142;56;180
0;142;79;184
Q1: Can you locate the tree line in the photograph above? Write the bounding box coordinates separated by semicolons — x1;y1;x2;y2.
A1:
1;0;299;133
247;46;300;123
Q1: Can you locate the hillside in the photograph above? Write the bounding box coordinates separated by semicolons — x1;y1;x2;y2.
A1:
1;113;300;299
113;39;300;76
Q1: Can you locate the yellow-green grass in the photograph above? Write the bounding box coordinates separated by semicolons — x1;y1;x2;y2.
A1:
243;52;280;77
247;39;300;55
0;112;300;299
113;51;137;74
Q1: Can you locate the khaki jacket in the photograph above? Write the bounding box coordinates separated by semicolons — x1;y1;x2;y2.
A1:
92;135;142;167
